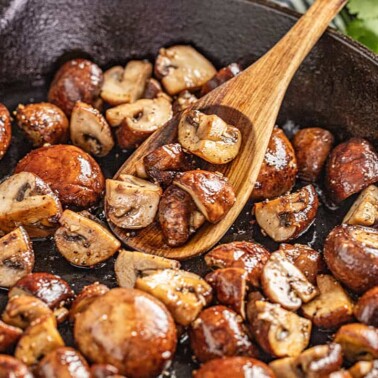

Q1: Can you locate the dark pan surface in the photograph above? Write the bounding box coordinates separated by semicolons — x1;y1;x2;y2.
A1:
0;0;378;376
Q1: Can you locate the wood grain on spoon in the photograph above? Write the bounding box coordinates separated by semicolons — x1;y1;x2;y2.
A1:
108;0;348;259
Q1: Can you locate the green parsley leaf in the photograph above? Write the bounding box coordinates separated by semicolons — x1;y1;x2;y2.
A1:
348;0;378;20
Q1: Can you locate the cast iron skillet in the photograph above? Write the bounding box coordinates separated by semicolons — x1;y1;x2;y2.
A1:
0;0;378;376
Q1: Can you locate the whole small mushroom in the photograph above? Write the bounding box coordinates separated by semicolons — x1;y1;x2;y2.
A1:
0;103;12;160
354;287;378;327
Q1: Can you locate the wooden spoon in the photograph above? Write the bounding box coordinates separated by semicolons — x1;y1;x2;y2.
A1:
107;0;347;259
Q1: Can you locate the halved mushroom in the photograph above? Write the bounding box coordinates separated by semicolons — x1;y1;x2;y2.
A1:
159;185;205;247
105;174;162;229
0;172;62;238
101;60;152;106
246;294;312;357
254;185;319;242
0;103;12;160
334;323;378;362
261;251;318;311
9;272;74;310
349;360;378;378
155;45;217;95
114;250;180;289
106;97;172;149
172;90;198;114
301;274;354;329
174;170;236;223
2;295;53;330
343;185;378;227
54;210;121;267
135;269;212;326
69;282;109;321
354;287;378;327
15;315;64;366
0;355;32;378
70;101;114;157
178;110;242;164
205;268;248;317
0;320;22;352
0;227;34;288
205;241;270;287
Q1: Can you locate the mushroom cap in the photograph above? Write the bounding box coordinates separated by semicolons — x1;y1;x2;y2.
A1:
0;103;12;159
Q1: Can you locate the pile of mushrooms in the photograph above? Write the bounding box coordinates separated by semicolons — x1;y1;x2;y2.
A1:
0;44;378;378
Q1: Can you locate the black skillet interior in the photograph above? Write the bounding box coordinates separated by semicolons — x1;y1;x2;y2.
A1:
0;0;378;376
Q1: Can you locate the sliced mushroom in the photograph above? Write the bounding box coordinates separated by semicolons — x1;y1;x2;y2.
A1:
178;110;242;164
2;295;53;330
135;269;212;326
54;210;120;267
15;315;65;366
0;227;34;288
324;225;378;293
254;184;319;242
205;268;247;318
174;170;236;223
114;250;180;289
70;101;114;157
205;241;270;287
261;251;318;311
0;320;22;352
301;274;354;329
159;185;205;247
354;286;378;327
349;360;378;378
105;174;162;229
0;172;62;238
189;305;258;363
155;45;217;95
0;103;12;160
246;295;312;357
9;272;74;310
69;282;109;321
200;63;242;96
279;243;326;285
172;90;198;114
334;323;378;362
101;61;152;106
106;97;172;149
0;355;32;378
343;185;378;227
142;143;194;187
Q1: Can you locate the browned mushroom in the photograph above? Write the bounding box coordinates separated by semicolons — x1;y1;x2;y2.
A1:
74;288;177;378
261;251;318;311
158;185;205;247
189;305;258;363
334;323;378;362
205;268;248;317
70;101;114;157
251;127;298;201
0;172;62;238
174;170;236;223
178;110;242;164
0;103;12;160
90;364;121;378
292;127;334;182
172;90;198;114
200;63;242;96
326;138;378;203
0;320;22;352
301;274;354;329
324;224;378;293
115;250;180;289
349;360;378;378
105;174;162;229
269;357;298;377
0;227;34;288
54;210;121;267
48;58;103;116
15;102;69;147
106;97;172;149
143;78;170;100
0;355;32;377
254;185;319;242
37;347;90;378
354;287;378;327
155;45;216;95
9;272;74;310
15;144;105;208
135;269;212;326
205;241;270;287
246;293;312;357
101;61;152;106
343;185;378;227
